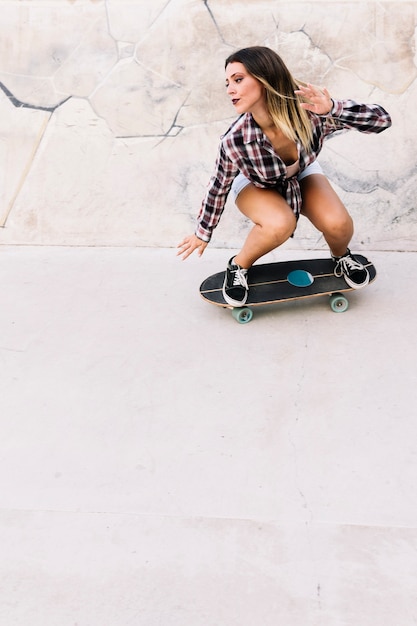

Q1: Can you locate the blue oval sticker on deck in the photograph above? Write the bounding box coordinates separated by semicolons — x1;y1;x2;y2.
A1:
287;269;314;287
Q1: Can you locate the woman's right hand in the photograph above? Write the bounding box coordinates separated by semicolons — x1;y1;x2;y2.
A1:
177;234;208;260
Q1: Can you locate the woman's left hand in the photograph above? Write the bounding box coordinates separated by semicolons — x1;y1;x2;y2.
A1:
295;83;333;115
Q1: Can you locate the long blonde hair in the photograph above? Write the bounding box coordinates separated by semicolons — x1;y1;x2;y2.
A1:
225;46;313;151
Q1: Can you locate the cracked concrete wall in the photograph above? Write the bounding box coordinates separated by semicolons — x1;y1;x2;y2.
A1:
0;0;415;250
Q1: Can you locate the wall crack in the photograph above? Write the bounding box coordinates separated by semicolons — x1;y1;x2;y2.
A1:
0;81;71;112
203;0;227;45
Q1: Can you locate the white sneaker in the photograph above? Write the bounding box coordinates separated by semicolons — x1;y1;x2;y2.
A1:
222;257;249;306
333;250;370;289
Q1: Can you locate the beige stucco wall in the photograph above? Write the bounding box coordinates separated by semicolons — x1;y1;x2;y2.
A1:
0;0;415;250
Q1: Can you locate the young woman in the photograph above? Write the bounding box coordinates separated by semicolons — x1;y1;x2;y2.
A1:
177;46;391;306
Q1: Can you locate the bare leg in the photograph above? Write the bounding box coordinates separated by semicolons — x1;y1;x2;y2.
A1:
300;173;371;288
234;184;297;268
299;174;353;257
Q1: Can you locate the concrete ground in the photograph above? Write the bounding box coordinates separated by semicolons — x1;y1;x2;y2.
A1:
1;245;416;626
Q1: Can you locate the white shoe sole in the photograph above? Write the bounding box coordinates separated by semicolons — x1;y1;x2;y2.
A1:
341;271;370;290
222;284;248;307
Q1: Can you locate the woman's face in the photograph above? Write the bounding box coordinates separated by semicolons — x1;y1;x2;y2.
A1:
225;62;265;115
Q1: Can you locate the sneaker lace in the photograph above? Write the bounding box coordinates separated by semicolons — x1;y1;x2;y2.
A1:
334;255;363;277
232;266;248;289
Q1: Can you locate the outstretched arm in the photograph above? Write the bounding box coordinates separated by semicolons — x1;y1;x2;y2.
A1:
296;83;392;135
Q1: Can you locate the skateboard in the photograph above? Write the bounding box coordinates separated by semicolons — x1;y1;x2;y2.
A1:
199;255;376;323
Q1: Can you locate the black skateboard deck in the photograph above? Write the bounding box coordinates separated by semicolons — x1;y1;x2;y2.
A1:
199;255;376;323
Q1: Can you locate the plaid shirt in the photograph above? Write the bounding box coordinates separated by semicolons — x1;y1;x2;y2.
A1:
195;99;392;242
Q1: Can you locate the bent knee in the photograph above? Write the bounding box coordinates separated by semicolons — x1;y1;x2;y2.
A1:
262;213;297;243
236;187;297;240
321;213;353;238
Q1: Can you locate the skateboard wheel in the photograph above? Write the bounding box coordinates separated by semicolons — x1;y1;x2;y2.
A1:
232;307;253;324
329;293;349;313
